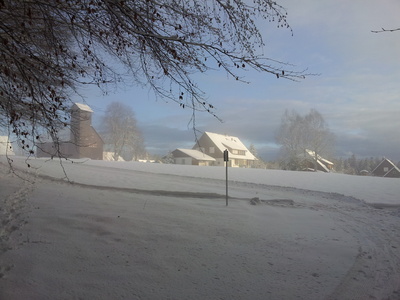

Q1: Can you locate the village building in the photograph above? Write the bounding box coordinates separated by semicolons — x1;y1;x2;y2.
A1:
171;148;216;166
170;132;256;167
371;158;400;178
37;103;103;160
0;136;15;156
301;149;334;172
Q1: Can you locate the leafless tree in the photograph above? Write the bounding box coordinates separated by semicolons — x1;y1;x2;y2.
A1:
275;109;304;169
248;143;267;168
1;0;309;157
100;102;145;161
371;27;400;33
276;109;334;171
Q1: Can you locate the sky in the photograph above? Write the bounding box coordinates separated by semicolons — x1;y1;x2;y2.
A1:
75;0;400;162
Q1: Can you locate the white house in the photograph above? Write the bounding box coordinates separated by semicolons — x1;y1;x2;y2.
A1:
302;149;334;172
171;132;256;167
0;136;15;155
171;148;216;166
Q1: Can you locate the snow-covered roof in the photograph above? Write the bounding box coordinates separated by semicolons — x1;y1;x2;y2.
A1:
303;149;333;172
372;158;400;177
175;149;216;161
203;132;256;160
73;103;93;112
305;149;334;165
103;152;125;162
316;160;330;172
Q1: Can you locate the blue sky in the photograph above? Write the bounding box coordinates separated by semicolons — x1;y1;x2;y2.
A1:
77;0;400;161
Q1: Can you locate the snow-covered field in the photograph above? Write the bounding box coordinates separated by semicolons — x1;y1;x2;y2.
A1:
1;156;400;299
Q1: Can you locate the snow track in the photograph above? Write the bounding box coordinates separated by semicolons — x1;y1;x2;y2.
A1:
325;202;400;300
1;157;400;299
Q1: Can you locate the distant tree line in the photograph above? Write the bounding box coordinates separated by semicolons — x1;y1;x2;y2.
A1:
250;152;399;176
247;108;400;175
332;155;400;175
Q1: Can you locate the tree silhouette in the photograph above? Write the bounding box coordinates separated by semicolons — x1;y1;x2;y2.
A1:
100;102;145;161
371;27;400;33
276;109;335;171
1;0;308;156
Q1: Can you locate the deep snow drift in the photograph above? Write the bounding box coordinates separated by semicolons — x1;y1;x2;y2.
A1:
1;156;400;299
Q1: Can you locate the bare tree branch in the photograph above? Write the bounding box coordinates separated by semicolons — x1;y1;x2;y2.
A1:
275;109;335;171
371;27;400;33
100;102;146;161
1;0;310;158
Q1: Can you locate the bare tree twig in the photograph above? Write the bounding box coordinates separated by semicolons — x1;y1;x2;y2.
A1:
371;27;400;33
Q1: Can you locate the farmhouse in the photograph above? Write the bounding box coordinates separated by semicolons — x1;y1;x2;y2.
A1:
371;158;400;178
170;148;216;166
37;103;103;160
301;149;334;172
171;132;256;167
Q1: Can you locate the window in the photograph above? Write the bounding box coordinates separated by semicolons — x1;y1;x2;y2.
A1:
209;147;215;154
234;159;247;167
231;149;246;155
383;167;389;172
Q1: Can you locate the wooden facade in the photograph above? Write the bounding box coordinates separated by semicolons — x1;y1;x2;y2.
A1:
371;158;400;178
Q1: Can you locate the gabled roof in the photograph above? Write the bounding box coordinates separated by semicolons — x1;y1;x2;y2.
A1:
305;149;334;165
303;149;333;172
174;148;216;161
202;132;256;160
372;158;400;177
384;167;400;177
72;103;93;112
316;160;330;172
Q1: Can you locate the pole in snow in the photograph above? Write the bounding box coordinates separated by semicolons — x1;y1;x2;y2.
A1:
224;149;229;206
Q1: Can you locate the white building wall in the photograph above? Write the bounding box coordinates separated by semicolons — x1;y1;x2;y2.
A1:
0;136;15;155
174;157;193;165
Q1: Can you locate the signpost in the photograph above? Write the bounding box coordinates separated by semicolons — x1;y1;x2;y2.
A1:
224;149;229;206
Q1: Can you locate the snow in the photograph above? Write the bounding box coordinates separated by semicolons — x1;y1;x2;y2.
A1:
201;132;256;160
1;156;400;299
73;102;93;112
175;148;216;161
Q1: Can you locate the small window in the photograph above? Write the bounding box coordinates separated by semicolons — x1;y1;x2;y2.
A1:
209;147;215;154
383;167;389;172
